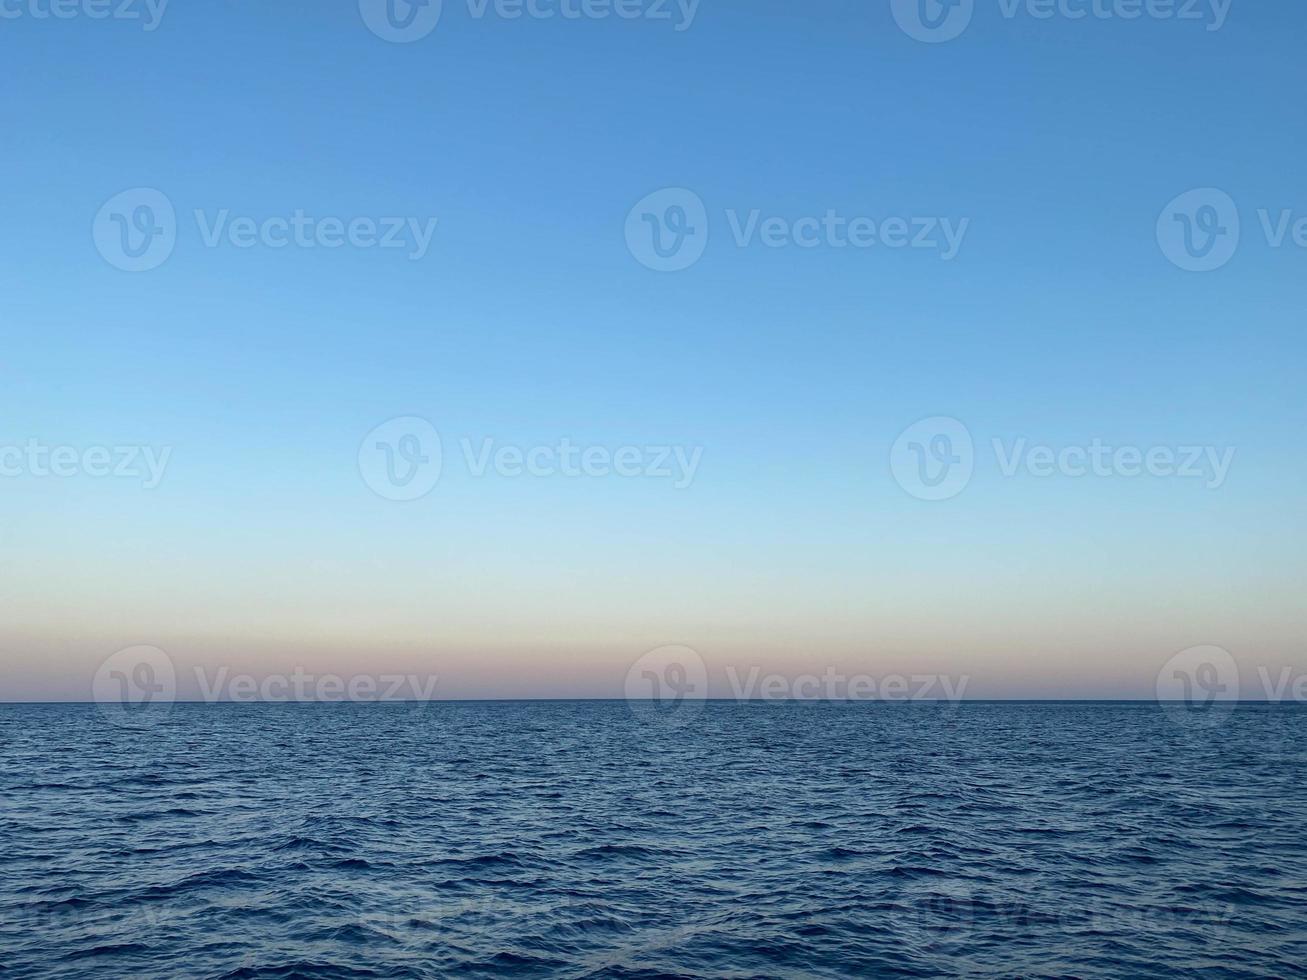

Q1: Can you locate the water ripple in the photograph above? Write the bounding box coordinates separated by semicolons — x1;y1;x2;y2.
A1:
0;701;1304;977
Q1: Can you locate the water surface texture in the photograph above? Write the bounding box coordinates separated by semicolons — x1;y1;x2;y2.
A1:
1;702;1304;978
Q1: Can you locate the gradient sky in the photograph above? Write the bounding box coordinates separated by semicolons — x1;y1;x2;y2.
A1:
2;1;1304;700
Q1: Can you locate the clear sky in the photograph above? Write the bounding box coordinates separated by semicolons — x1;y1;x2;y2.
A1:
2;0;1304;700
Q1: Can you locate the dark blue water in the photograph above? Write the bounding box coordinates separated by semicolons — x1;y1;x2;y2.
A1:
1;702;1304;978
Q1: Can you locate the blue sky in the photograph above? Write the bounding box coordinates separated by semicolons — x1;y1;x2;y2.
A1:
2;0;1304;699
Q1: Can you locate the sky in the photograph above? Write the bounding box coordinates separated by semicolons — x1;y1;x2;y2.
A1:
2;0;1304;702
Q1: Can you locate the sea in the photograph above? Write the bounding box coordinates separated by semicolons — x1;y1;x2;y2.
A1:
1;701;1303;978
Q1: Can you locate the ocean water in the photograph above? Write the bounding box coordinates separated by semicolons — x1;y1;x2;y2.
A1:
1;701;1304;978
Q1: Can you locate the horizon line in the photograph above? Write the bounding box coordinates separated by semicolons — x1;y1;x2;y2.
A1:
1;698;1299;706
